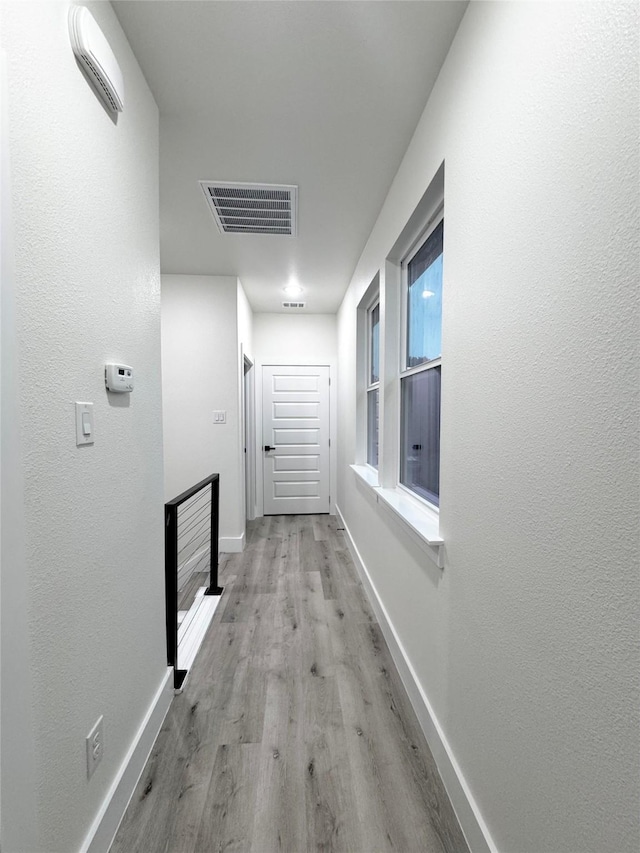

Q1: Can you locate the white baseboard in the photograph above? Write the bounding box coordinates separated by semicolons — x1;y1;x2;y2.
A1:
219;531;245;553
80;667;174;853
335;504;497;853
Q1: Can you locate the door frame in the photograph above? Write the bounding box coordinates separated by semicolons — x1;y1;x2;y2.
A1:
242;353;256;522
255;362;336;518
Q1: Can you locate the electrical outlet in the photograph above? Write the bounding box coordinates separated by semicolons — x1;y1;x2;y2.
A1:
86;715;104;779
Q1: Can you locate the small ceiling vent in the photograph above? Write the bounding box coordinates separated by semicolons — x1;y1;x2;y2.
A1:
200;181;298;236
282;301;306;309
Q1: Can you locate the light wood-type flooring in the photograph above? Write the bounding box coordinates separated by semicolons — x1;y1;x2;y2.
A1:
111;515;469;853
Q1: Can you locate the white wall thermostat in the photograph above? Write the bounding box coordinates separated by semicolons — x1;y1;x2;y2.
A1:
105;363;134;393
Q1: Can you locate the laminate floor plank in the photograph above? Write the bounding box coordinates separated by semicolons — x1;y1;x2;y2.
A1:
219;538;269;623
311;516;330;542
110;621;242;853
217;594;275;745
111;514;469;853
327;611;468;853
252;671;307;851
250;529;283;594
246;515;274;544
313;541;340;601
325;516;348;552
298;519;321;572
293;569;335;680
302;674;363;853
194;743;262;853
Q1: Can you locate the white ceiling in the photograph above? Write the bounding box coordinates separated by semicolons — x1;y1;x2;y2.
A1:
113;1;467;313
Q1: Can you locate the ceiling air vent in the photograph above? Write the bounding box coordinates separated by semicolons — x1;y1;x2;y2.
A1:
199;181;298;236
282;302;306;309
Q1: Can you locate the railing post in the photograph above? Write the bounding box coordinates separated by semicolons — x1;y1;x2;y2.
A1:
206;475;223;595
164;504;178;670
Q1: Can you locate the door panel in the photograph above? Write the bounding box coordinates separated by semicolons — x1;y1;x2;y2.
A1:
273;374;319;393
273;455;319;472
273;402;320;419
274;481;320;498
273;428;319;445
263;365;330;515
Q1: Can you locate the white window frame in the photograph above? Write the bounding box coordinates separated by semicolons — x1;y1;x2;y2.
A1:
398;203;444;511
354;273;381;474
351;171;445;569
365;295;380;470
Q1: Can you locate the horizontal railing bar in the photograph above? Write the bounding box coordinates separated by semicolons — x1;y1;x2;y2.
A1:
178;500;211;527
178;531;211;563
178;523;209;553
179;513;209;539
178;502;210;537
178;530;211;567
179;488;210;514
178;492;210;517
179;511;209;540
178;536;209;567
167;473;219;508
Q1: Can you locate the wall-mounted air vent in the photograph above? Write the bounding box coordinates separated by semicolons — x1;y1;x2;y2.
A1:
282;302;306;309
199;181;298;236
69;6;124;114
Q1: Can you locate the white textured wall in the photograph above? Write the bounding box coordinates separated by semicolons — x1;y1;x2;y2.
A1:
0;2;167;850
254;312;336;365
162;275;250;548
254;313;337;514
337;3;639;852
1;43;40;852
237;279;254;364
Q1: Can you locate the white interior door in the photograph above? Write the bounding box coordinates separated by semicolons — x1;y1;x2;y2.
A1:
262;365;330;515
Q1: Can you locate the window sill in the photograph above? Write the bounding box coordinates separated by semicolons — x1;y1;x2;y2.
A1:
350;465;444;569
351;463;380;490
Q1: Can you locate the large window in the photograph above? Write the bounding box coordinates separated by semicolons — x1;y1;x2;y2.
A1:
400;217;443;506
366;300;380;468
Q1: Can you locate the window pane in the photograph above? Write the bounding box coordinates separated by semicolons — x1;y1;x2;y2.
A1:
367;388;379;468
407;220;443;368
400;366;440;505
370;303;380;384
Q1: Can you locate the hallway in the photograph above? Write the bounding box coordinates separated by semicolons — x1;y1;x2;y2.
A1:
111;516;468;852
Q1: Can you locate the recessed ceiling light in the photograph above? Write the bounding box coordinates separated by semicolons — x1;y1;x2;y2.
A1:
283;284;303;296
422;290;435;299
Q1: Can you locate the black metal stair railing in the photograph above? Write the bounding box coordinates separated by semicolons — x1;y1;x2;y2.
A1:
165;473;222;689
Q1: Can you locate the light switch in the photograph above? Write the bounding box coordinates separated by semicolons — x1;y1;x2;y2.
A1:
213;411;226;424
76;402;94;446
